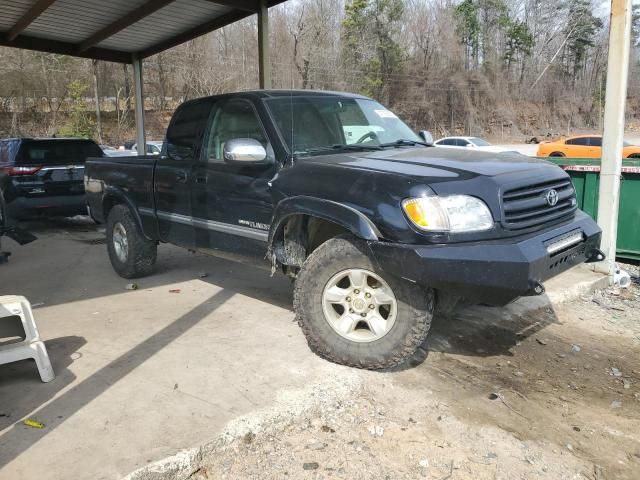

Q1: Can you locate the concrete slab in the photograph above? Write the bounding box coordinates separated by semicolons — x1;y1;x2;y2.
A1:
0;218;610;480
0;219;356;480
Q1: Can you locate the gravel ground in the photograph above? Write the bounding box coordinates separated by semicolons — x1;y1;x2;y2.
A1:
177;268;640;480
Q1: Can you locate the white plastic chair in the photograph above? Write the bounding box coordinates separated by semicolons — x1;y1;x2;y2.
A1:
0;295;54;382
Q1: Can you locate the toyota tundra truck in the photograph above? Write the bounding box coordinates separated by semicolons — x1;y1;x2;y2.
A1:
84;90;604;370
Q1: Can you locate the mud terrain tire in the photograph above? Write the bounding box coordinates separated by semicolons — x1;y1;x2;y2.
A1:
294;236;434;370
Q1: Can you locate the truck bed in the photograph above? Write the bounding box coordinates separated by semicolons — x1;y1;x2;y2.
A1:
85;155;157;224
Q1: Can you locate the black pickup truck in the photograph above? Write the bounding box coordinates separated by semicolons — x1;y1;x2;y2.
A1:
85;90;604;370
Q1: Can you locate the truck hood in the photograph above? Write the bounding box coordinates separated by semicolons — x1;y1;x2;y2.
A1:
302;146;553;179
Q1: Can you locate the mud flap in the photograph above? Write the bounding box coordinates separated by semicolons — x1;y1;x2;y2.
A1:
4;227;37;246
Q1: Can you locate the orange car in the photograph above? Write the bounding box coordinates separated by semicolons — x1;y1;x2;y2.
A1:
537;135;640;158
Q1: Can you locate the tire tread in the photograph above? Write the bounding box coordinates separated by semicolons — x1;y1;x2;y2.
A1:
294;236;433;370
106;204;157;278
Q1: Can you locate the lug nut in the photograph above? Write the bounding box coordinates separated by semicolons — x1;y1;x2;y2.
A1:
360;313;367;317
346;296;351;302
369;304;374;309
365;292;371;298
349;308;354;313
354;289;360;294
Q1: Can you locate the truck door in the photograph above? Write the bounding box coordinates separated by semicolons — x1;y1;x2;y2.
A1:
190;98;276;263
155;99;212;247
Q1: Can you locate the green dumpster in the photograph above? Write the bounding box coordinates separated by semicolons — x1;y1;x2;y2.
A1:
545;157;640;261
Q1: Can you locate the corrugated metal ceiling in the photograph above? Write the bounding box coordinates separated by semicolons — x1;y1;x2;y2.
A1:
97;0;233;53
0;0;285;63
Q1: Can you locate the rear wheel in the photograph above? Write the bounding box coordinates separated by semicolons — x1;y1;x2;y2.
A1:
294;236;434;370
106;205;157;278
627;153;640;158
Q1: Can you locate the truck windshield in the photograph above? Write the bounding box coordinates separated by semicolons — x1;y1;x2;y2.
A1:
265;96;421;156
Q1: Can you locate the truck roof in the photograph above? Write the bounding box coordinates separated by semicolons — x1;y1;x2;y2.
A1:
245;89;371;99
179;89;372;106
0;137;97;142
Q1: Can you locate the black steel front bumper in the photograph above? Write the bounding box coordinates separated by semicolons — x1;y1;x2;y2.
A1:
368;210;603;306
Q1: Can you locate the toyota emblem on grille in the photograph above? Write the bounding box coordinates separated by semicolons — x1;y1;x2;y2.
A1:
545;189;559;207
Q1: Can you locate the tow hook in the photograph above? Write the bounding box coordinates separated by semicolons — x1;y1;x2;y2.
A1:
526;281;545;296
585;248;606;263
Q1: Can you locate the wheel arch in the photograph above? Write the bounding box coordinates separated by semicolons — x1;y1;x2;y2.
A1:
268;196;381;270
102;188;152;241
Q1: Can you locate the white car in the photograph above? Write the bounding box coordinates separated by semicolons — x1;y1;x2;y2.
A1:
434;136;512;153
132;141;164;155
104;149;136;157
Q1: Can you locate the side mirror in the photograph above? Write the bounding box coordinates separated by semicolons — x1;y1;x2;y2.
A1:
223;138;268;164
466;143;475;148
419;130;434;146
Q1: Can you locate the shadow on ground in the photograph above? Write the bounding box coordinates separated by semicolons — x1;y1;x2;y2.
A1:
4;216;293;310
390;299;558;371
0;336;85;430
0;291;234;469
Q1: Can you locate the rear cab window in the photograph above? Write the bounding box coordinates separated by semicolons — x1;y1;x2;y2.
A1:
18;140;103;165
165;100;212;161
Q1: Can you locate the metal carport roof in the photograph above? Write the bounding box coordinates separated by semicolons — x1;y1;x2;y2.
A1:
0;0;283;167
0;0;286;63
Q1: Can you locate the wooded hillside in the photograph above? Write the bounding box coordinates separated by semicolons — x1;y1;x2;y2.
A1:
0;0;638;145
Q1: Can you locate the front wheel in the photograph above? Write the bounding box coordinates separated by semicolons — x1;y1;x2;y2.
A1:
106;204;157;278
294;237;434;370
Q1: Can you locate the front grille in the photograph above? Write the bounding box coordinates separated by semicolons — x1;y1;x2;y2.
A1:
502;178;577;230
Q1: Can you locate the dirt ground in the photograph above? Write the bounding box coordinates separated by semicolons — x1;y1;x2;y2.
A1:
189;269;640;480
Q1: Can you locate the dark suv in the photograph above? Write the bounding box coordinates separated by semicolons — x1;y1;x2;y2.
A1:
0;138;103;218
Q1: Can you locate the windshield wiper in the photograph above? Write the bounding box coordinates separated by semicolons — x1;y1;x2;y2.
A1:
378;139;432;148
299;143;383;155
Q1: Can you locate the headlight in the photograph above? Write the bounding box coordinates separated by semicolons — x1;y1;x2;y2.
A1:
402;195;494;233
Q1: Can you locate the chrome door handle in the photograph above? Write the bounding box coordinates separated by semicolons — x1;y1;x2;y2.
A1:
176;171;188;182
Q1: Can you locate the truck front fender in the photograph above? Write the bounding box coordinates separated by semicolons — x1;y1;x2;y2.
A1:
268;196;381;246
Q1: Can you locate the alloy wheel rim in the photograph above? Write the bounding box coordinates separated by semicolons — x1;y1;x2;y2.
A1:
112;222;129;263
321;268;397;343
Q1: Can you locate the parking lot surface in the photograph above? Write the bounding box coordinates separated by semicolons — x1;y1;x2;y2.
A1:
0;218;353;479
1;218;639;480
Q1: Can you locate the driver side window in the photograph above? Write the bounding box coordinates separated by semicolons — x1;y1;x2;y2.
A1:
202;99;268;163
